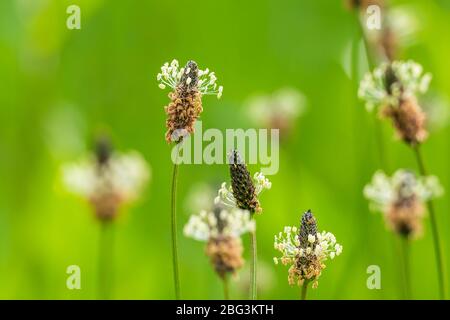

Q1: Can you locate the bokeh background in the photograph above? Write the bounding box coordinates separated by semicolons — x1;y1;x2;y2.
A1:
1;0;449;299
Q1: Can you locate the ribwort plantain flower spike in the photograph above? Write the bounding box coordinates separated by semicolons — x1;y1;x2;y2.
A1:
364;170;443;238
62;137;150;221
157;59;223;143
214;150;271;215
359;60;432;145
274;210;343;289
184;207;255;278
214;150;271;299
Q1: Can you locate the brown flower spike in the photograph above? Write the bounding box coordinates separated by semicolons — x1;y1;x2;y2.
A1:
89;137;122;221
359;60;432;146
206;235;244;279
380;66;428;145
184;206;255;278
387;194;425;238
165;61;203;143
62;137;150;222
382;96;427;145
157;59;223;143
364;170;443;239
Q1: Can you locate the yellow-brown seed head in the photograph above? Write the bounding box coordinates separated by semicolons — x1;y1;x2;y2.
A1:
289;256;323;288
89;191;123;222
164;60;203;143
158;59;223;143
382;96;428;146
386;195;425;239
205;236;244;279
89;136;123;221
165;89;203;143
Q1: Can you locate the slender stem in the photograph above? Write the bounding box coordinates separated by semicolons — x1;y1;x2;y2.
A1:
355;11;389;171
374;119;387;170
413;145;446;299
171;160;181;299
426;200;446;300
223;276;230;300
250;229;257;300
413;145;427;175
98;221;114;300
301;281;309;300
356;13;376;70
351;17;361;84
400;236;411;299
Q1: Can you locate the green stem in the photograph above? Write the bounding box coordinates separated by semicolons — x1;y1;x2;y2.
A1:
98;221;114;300
355;11;388;171
301;281;309;300
356;13;376;70
250;229;257;300
223;276;230;300
351;16;361;84
374;119;387;170
413;145;427;175
400;236;411;299
413;145;446;299
171;161;181;300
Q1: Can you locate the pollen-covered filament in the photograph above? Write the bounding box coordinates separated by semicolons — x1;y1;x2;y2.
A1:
184;208;255;241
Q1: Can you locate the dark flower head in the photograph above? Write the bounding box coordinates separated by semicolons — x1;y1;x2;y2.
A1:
384;64;400;95
95;135;113;167
229;150;261;214
215;151;271;214
179;60;199;92
299;210;318;249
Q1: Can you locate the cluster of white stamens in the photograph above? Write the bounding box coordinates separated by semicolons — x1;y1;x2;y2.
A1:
157;59;223;98
62;151;150;203
184;208;255;242
364;169;444;212
358;60;432;112
214;172;272;209
273;227;342;266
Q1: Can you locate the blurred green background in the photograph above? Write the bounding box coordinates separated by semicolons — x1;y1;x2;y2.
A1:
0;0;449;299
